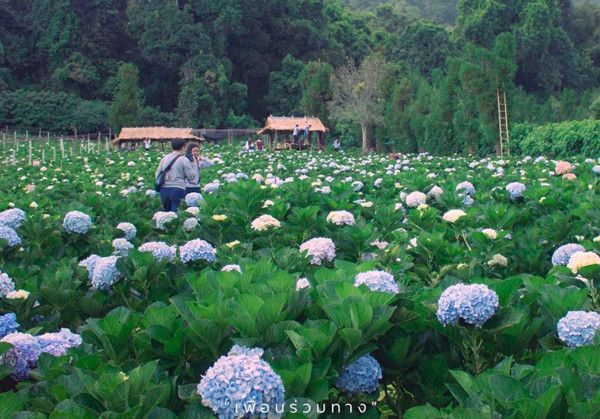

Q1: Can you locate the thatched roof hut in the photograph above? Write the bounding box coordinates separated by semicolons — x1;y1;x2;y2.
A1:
257;116;328;150
111;127;203;146
257;116;328;135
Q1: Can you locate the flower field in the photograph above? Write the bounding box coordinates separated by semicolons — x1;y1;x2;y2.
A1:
2;142;600;418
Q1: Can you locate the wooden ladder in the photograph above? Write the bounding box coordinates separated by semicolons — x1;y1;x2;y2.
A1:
497;87;510;157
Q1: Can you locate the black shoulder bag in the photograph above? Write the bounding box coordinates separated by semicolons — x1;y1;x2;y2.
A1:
155;155;181;192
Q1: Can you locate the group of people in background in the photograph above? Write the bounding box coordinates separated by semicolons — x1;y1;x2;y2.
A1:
293;124;311;144
155;138;214;212
154;133;341;212
245;138;264;151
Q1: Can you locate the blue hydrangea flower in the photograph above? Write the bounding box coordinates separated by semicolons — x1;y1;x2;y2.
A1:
336;354;382;395
180;239;216;263
557;311;600;348
203;182;219;193
461;195;474;207
38;328;82;357
296;277;311;291
437;283;499;328
145;190;157;197
197;345;285;419
221;264;242;273
456;181;475;197
78;254;101;279
63;211;92;234
0;226;21;247
112;238;134;256
506;182;526;200
90;256;121;290
116;222;136;240
354;271;399;294
0;332;42;380
185;193;204;207
593;166;600;175
0;313;19;338
0;272;16;297
138;242;176;261
0;208;26;229
153;211;178;230
183;218;199;232
552;243;585;266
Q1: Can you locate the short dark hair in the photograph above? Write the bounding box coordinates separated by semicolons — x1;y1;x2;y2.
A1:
171;138;186;151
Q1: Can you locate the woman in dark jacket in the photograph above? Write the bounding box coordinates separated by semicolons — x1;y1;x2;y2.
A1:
185;143;214;193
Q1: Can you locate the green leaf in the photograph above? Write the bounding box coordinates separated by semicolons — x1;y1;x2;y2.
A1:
128;361;158;398
511;399;547;419
105;379;130;413
0;392;23;418
487;276;522;306
571;346;600;374
339;328;362;352
305;379;329;402
257;294;288;331
226;314;259;338
450;370;475;396
489;374;529;404
404;405;443;419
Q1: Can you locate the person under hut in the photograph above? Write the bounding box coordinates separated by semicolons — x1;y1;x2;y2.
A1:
303;125;311;144
293;125;300;144
245;138;255;151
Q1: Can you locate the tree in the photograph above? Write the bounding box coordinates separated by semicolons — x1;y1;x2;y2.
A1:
329;55;387;154
299;61;334;124
109;63;143;133
264;54;304;116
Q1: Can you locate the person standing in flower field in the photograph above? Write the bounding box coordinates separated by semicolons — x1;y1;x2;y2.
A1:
155;138;196;212
333;139;341;151
256;138;264;151
144;138;152;151
185;142;214;194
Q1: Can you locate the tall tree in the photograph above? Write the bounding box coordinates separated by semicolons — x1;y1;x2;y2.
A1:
299;61;335;124
264;54;304;116
329;55;387;154
109;63;143;132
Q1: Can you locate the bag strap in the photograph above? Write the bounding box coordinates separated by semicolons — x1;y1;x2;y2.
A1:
162;155;181;174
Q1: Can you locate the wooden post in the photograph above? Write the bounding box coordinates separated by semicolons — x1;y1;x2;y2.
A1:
87;134;91;153
60;137;65;159
42;148;45;163
2;133;5;157
28;141;32;165
74;129;77;155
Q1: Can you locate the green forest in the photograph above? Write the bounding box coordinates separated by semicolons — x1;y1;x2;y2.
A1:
1;0;600;155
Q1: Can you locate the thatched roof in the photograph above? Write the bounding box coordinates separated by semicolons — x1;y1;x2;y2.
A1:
257;116;328;135
112;127;203;144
